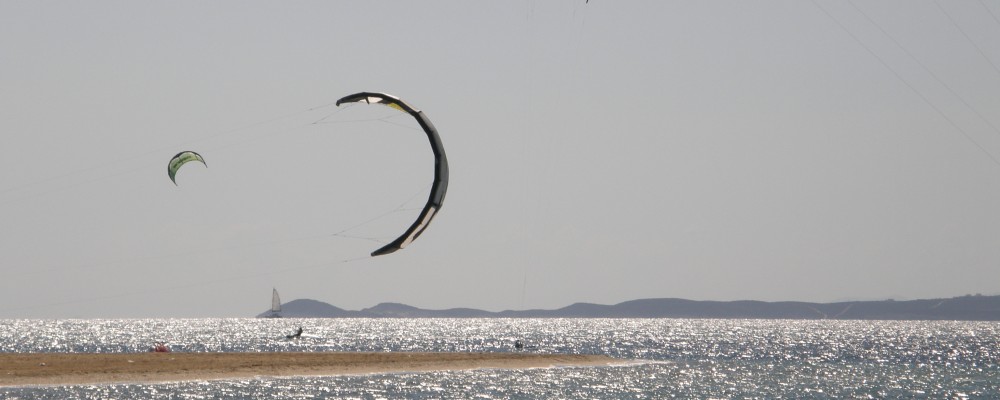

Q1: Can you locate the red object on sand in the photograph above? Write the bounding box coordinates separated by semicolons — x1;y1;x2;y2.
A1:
150;343;171;353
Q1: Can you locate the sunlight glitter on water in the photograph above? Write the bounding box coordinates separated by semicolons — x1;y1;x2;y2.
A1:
2;318;1000;398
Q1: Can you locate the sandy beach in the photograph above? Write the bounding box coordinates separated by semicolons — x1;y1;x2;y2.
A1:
0;352;616;387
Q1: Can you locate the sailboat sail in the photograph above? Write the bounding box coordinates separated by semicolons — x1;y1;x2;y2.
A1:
271;288;281;313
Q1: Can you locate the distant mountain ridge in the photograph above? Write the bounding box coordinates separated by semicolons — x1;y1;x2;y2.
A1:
258;295;1000;320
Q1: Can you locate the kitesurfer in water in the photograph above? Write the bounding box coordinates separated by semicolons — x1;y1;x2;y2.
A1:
286;327;303;339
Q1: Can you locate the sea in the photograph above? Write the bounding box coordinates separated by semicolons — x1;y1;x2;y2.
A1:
1;318;999;399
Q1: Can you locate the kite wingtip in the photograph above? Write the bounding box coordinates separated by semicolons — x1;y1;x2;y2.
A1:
370;246;399;257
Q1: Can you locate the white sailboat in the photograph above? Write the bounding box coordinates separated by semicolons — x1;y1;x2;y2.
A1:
266;288;282;318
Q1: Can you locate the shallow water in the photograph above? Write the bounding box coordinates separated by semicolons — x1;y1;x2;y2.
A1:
2;318;999;398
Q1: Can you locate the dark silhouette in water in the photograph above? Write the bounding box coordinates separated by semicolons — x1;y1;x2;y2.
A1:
513;340;536;350
286;327;303;339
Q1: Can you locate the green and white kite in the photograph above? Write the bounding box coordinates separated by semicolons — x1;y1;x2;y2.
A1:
167;151;207;185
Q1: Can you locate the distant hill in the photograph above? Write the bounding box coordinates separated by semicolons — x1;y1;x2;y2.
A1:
259;299;368;318
257;295;1000;320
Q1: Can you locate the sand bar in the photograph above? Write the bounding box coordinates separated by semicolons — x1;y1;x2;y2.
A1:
0;352;616;387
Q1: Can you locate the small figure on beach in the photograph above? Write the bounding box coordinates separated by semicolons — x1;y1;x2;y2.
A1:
286;327;303;339
149;342;171;353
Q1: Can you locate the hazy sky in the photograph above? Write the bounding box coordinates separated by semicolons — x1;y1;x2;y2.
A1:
1;1;999;318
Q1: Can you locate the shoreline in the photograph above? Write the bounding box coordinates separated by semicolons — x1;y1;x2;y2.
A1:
0;352;617;387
